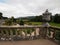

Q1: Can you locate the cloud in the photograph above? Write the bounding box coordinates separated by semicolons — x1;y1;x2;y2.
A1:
0;0;60;18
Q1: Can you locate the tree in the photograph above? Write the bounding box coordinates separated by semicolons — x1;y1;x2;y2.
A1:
0;12;3;19
30;15;42;22
53;14;60;23
10;16;15;22
4;16;16;25
5;19;12;25
19;19;24;25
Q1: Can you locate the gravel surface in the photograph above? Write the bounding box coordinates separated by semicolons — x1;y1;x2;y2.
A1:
0;39;57;45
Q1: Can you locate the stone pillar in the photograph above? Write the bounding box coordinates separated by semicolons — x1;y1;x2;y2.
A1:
46;27;49;38
40;27;47;39
42;9;52;38
45;27;49;39
41;27;47;39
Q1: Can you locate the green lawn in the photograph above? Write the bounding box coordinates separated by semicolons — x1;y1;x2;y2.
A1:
49;22;60;27
30;22;42;25
27;22;60;27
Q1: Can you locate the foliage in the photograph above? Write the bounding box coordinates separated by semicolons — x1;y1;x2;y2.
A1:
0;12;8;19
30;15;42;22
16;19;20;24
27;29;34;34
23;29;34;34
19;19;24;25
12;29;16;35
55;30;60;40
0;12;3;19
10;16;16;23
5;19;12;25
4;16;16;25
53;14;60;23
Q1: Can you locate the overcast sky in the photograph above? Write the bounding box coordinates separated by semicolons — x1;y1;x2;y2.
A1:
0;0;60;18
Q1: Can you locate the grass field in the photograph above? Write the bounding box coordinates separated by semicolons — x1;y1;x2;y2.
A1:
27;22;60;27
49;22;60;27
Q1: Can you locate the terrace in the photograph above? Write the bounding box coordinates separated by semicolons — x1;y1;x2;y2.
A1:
0;25;59;45
0;9;59;45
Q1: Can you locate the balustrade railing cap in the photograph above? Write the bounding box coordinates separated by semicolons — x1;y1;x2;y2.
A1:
0;25;42;28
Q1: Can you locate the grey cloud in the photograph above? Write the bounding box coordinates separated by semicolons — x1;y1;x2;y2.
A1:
0;0;60;18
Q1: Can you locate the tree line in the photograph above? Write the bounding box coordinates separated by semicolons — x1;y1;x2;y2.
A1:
0;12;60;25
0;12;24;25
29;14;60;23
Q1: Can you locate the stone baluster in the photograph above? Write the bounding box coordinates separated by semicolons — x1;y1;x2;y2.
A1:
17;29;21;37
0;29;2;40
52;29;56;39
1;29;5;40
10;29;13;41
47;28;50;38
21;29;26;39
34;28;36;39
0;29;3;40
49;29;54;39
15;29;18;36
34;28;40;39
5;29;9;36
29;28;32;40
5;29;9;40
47;28;55;39
36;28;40;38
25;29;27;39
39;28;41;38
19;29;22;38
17;29;20;35
1;30;4;36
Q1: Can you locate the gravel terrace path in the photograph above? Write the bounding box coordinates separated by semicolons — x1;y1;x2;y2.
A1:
0;39;57;45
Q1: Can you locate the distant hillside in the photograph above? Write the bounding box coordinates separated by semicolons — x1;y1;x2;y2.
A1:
17;16;36;20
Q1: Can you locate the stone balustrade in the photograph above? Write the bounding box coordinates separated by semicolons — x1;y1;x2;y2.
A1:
0;25;60;42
